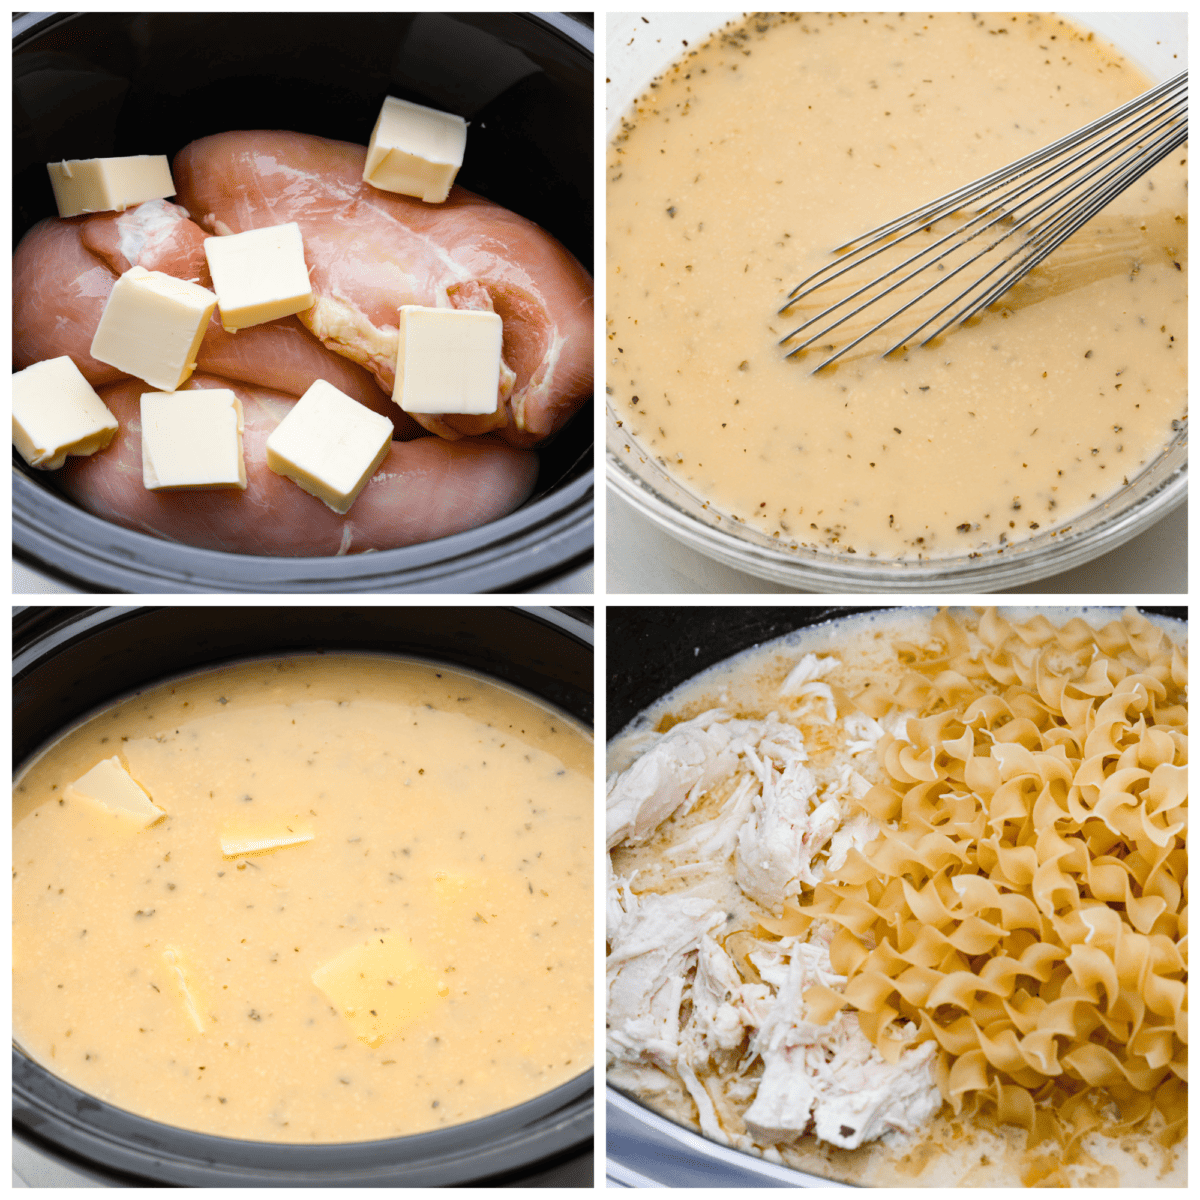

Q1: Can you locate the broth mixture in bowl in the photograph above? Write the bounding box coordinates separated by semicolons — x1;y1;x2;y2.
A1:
607;608;1186;1186
14;654;593;1143
607;13;1187;561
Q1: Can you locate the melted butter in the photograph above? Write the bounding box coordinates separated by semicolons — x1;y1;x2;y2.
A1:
607;13;1187;559
14;654;592;1143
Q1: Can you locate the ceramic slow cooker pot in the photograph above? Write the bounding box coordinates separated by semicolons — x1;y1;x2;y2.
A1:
605;604;1185;1187
13;12;593;593
13;605;593;1186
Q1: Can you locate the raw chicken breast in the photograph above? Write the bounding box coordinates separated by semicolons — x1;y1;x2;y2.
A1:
174;131;593;446
56;375;538;557
14;202;408;431
14;216;126;387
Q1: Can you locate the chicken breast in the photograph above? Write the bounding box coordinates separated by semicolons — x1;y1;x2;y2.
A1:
56;374;538;557
14;216;127;387
14;130;585;557
606;883;723;1066
173;131;593;446
14;203;409;432
744;940;941;1150
607;655;945;1159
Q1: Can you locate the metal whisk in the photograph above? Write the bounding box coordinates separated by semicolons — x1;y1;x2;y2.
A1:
780;71;1188;372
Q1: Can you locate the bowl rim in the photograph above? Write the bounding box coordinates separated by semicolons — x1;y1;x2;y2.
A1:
606;440;1185;592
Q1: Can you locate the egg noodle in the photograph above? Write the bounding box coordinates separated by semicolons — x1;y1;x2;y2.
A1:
774;609;1186;1165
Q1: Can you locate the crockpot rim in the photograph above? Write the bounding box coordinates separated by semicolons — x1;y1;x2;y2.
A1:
12;10;595;594
13;604;595;1185
12;465;592;594
13;1048;594;1188
14;604;596;769
607;1083;851;1188
12;601;595;672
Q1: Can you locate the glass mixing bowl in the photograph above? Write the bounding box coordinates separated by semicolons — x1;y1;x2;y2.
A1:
14;12;593;593
605;13;1186;592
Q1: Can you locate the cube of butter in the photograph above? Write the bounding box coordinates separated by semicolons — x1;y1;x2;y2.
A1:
64;756;165;828
265;378;392;514
90;266;218;391
393;306;502;415
141;389;247;491
162;946;207;1035
312;937;444;1048
363;95;467;203
204;223;314;332
13;356;119;470
46;154;175;218
220;821;315;857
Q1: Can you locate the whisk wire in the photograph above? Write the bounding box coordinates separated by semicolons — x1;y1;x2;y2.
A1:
797;71;1185;279
885;110;1190;353
781;101;1174;355
941;119;1189;336
780;71;1187;372
785;75;1185;330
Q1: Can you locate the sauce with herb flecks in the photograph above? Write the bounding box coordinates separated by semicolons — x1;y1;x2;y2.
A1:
14;655;592;1142
608;13;1186;559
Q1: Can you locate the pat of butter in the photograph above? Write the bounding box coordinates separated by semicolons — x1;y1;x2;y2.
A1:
90;266;218;391
393;305;502;415
265;378;392;514
162;946;207;1035
312;937;444;1049
46;154;175;218
64;757;165;828
12;356;119;470
363;95;467;203
203;223;314;332
220;823;315;857
141;389;246;491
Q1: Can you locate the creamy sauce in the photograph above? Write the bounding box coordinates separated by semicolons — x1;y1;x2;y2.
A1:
607;607;1186;1187
608;14;1187;559
14;655;593;1143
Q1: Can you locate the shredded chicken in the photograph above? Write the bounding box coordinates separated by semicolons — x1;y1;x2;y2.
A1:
606;652;941;1156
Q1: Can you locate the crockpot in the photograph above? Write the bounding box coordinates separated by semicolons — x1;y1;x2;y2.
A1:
605;604;1186;1188
12;12;593;593
13;605;594;1186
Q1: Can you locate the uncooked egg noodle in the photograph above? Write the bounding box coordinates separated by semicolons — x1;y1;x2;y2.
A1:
784;610;1186;1150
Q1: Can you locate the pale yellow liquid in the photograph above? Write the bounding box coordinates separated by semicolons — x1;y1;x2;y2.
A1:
14;655;593;1143
607;13;1187;559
